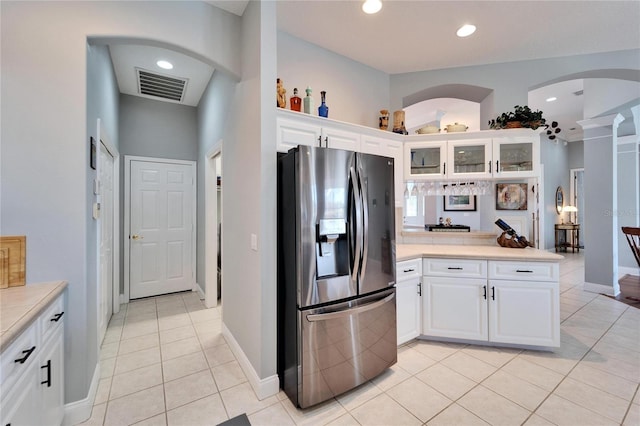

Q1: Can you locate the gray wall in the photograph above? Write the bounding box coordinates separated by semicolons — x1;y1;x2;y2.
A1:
85;42;120;402
618;141;639;270
119;94;198;161
541;140;571;249
278;31;390;128
196;70;238;290
568;141;584;170
0;0;240;405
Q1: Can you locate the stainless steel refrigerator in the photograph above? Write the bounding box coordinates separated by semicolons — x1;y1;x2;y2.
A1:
277;146;396;408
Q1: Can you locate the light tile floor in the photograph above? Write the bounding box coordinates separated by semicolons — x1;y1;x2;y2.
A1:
79;252;640;425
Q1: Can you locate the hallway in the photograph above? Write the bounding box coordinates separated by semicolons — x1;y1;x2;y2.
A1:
81;252;639;425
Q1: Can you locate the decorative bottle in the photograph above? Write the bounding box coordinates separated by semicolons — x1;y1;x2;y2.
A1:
318;91;329;118
290;88;302;112
303;86;314;115
276;78;286;108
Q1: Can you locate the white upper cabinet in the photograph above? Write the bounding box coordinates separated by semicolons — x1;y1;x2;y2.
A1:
276;116;322;152
492;136;539;178
404;140;447;180
403;132;540;181
447;138;493;179
322;125;361;152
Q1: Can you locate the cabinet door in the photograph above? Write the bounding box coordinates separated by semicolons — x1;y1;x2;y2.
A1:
422;276;488;341
404;141;447;180
492;137;538;178
488;280;559;347
40;328;65;426
276;117;322;153
396;277;421;345
447;138;493;179
322;126;361;151
0;365;40;426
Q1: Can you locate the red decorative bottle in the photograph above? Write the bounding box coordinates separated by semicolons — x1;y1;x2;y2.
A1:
290;88;302;112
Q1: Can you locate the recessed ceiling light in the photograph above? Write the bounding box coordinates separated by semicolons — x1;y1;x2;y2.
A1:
456;24;476;37
362;0;382;14
546;97;557;102
156;60;173;70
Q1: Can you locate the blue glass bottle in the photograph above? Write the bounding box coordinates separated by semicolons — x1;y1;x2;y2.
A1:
318;91;329;118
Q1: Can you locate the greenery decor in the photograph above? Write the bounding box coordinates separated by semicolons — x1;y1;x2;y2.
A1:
489;105;546;130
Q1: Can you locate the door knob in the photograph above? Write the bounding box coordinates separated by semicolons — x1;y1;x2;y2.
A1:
131;234;143;240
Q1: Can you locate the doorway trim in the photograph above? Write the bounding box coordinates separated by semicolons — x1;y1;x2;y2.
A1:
123;155;197;303
96;119;120;338
205;141;222;308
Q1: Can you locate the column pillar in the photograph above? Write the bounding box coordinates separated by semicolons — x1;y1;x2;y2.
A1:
577;113;625;295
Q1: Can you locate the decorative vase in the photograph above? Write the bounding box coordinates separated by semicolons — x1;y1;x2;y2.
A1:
318;91;329;118
379;109;389;130
276;78;286;108
290;88;302;112
303;86;314;115
392;110;407;135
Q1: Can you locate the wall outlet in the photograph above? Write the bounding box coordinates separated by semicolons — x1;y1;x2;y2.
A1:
251;233;258;251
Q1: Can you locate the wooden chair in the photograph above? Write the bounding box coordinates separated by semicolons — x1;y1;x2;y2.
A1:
622;227;640;268
621;227;640;303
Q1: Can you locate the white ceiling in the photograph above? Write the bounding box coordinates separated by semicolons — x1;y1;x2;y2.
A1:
106;1;639;140
277;0;640;75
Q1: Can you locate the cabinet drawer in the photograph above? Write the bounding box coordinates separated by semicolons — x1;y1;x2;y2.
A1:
396;259;422;281
489;261;558;282
39;294;65;345
0;321;38;395
424;258;487;278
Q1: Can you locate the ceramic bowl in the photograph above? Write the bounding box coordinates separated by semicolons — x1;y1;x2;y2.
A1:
444;123;468;132
415;125;440;134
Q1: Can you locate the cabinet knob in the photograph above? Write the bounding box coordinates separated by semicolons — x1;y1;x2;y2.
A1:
50;312;64;322
131;234;143;240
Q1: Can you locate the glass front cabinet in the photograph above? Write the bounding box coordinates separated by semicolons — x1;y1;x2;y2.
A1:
492;137;538;178
404;140;447;180
404;135;539;181
447;138;493;179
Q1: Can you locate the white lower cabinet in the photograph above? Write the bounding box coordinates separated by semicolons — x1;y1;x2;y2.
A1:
422;276;488;341
421;258;559;348
396;259;422;345
488;280;559;347
0;294;65;426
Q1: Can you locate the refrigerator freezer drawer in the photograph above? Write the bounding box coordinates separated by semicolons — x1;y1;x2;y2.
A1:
295;290;397;408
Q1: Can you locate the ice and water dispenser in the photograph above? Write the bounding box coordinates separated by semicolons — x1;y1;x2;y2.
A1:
315;218;348;278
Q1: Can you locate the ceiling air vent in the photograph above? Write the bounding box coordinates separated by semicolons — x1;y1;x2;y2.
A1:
136;68;188;102
573;90;584;96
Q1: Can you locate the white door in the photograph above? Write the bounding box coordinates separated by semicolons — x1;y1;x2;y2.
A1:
129;158;195;299
396;277;421;345
98;142;115;341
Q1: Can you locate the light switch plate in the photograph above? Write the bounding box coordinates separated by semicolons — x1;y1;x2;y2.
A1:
251;233;258;251
92;202;100;220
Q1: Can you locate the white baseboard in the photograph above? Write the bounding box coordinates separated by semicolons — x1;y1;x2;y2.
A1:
63;362;100;426
584;281;620;297
194;282;205;300
222;323;279;400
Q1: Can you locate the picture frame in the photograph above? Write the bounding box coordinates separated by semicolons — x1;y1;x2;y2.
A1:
496;183;528;210
443;184;476;211
90;137;96;170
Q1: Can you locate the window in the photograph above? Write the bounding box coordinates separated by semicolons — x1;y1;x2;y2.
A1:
403;183;425;226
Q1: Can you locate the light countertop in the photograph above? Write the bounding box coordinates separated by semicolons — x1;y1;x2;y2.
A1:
0;281;67;352
397;244;564;262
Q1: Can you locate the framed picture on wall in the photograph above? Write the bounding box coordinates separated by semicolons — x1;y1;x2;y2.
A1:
443;184;476;211
496;183;528;210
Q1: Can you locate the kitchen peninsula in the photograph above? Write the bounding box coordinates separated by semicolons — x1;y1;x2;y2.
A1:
395;243;563;350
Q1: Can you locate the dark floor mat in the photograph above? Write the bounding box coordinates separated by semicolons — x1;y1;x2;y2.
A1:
218;413;251;426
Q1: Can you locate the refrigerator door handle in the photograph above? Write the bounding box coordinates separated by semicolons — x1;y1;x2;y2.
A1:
357;164;369;279
349;167;362;282
305;292;395;322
